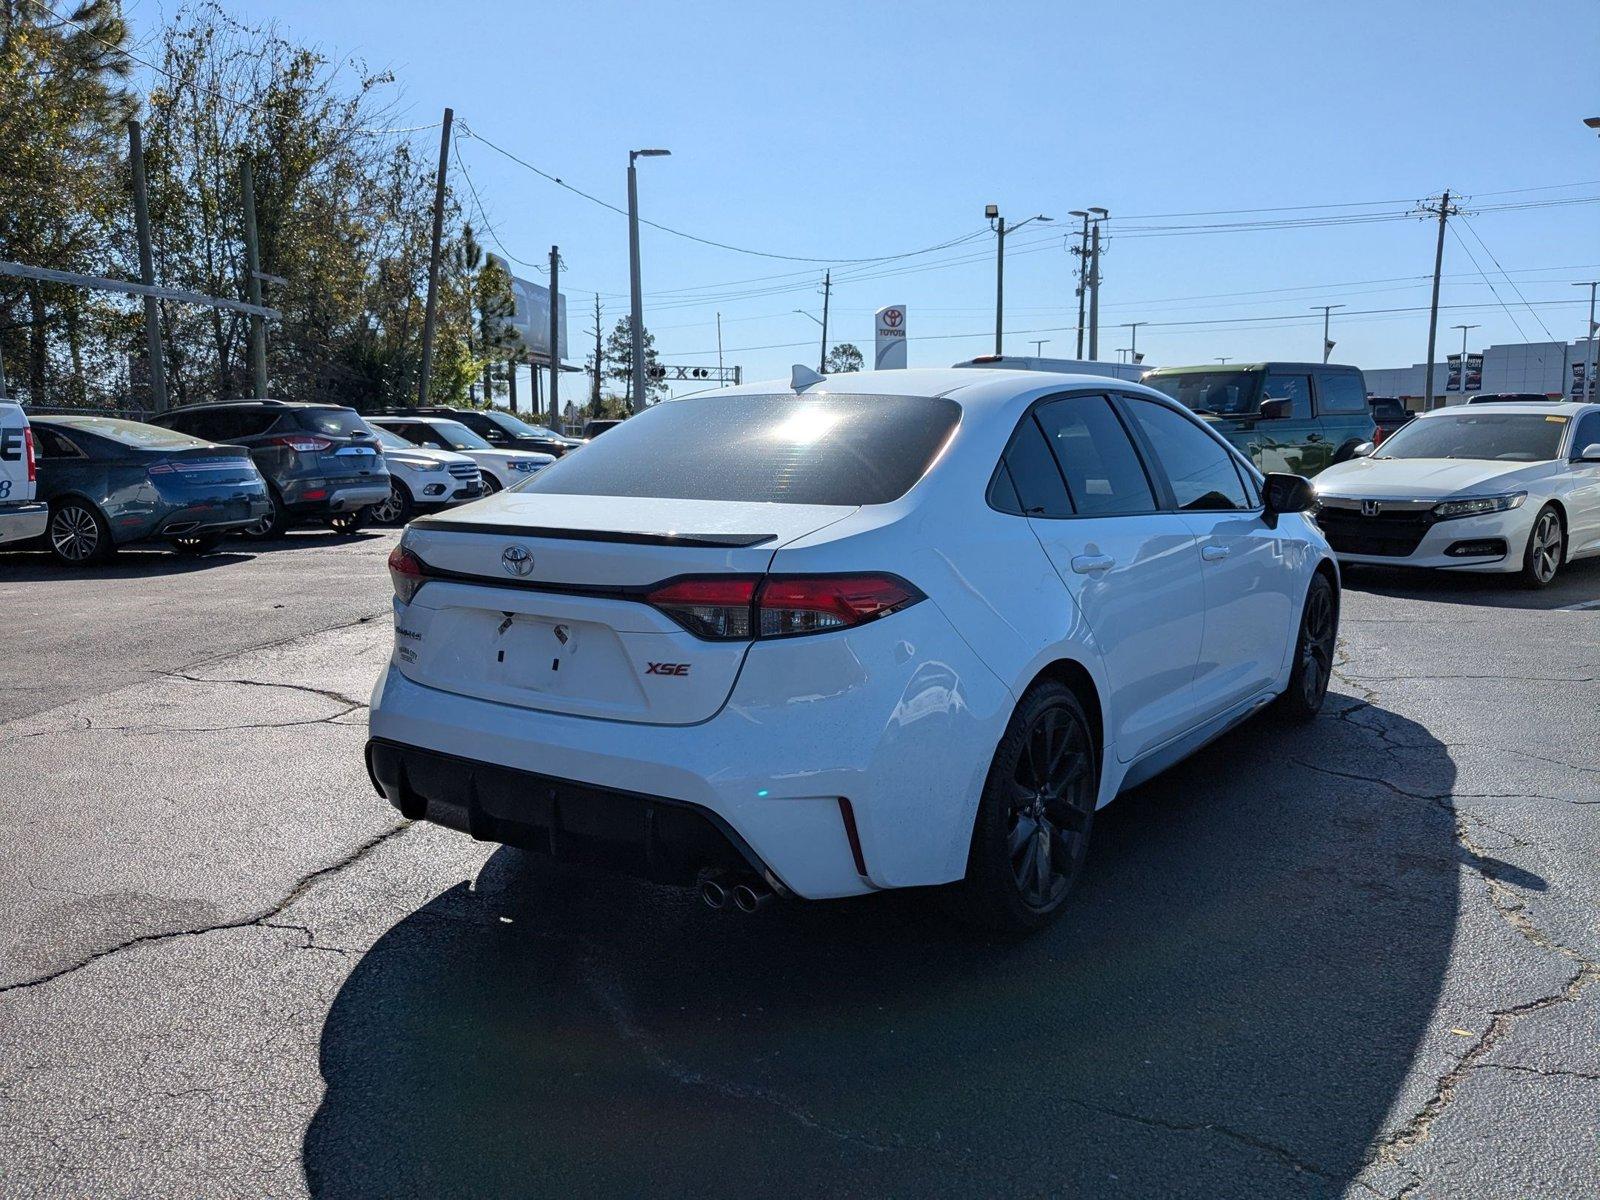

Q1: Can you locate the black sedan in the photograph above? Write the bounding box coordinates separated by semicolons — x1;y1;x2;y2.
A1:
27;416;271;565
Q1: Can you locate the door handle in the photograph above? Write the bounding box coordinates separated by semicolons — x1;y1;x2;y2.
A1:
1306;434;1325;443
1071;553;1115;574
1201;544;1231;562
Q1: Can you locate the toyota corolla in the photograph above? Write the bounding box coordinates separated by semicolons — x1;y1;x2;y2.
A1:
366;367;1336;932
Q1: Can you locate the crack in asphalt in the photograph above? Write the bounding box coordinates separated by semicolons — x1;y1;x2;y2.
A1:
0;823;410;998
162;671;371;711
1472;1061;1600;1084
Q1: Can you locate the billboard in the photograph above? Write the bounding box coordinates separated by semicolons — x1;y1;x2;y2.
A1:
488;253;568;361
874;304;906;369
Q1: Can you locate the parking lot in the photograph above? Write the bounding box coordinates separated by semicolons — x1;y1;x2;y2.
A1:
1;531;1597;1199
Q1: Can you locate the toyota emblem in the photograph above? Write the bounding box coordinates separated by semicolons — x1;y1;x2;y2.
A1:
882;308;903;328
501;545;534;577
1360;499;1383;517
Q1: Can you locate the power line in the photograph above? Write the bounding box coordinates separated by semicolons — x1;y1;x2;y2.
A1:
1448;224;1530;341
1457;216;1555;340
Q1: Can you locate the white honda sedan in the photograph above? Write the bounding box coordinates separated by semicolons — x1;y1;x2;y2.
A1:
366;368;1336;932
1314;401;1600;587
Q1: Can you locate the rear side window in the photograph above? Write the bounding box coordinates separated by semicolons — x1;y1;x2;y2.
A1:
33;428;85;459
1263;373;1313;419
1123;399;1253;511
995;417;1073;517
1316;371;1368;414
1033;395;1156;516
519;394;960;506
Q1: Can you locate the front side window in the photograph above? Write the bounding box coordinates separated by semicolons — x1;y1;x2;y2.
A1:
1145;371;1261;418
1263;374;1313;420
1033;395;1156;516
1315;371;1368;414
425;421;494;451
519;393;959;506
1123;399;1252;511
1376;412;1567;462
1567;412;1600;458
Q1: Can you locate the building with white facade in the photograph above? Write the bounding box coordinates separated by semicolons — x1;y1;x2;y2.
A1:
1365;339;1598;406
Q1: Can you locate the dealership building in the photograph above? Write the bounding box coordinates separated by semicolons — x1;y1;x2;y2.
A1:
1364;338;1598;405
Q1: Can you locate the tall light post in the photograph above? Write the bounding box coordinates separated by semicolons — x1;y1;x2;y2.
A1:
987;205;1051;355
1087;207;1108;359
1451;323;1479;400
1311;303;1345;363
1123;321;1146;365
627;148;670;413
1573;281;1598;400
1030;339;1050;357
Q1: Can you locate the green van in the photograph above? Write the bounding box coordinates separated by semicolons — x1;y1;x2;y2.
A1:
1141;362;1375;477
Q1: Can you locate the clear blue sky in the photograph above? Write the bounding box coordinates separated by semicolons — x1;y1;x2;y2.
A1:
133;0;1600;398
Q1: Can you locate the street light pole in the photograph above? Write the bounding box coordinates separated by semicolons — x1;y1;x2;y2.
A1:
1030;339;1050;357
1311;304;1345;363
987;206;1051;355
627;148;670;414
1450;323;1479;400
1574;282;1598;400
1123;321;1145;364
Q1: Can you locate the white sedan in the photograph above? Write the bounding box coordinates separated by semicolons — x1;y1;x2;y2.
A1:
364;367;1336;933
1314;401;1600;587
367;416;553;494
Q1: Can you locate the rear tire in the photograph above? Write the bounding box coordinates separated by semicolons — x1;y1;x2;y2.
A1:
1520;505;1563;589
325;508;366;535
241;489;287;540
1275;573;1337;721
952;681;1098;935
47;499;114;566
169;533;221;555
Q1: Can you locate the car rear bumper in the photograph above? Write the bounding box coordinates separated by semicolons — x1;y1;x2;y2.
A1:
155;493;273;538
365;599;1013;900
0;500;48;546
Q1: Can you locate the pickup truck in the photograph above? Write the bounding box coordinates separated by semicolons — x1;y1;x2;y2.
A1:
0;401;47;547
1367;397;1413;446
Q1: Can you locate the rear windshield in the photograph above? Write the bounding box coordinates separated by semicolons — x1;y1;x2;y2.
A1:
517;393;961;505
1375;412;1567;462
1145;371;1261;417
295;407;370;437
52;417;207;449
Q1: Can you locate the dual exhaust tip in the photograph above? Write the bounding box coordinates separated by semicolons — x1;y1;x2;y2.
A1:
700;875;772;914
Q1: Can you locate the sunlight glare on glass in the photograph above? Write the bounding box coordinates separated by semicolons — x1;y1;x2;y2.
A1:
769;405;841;446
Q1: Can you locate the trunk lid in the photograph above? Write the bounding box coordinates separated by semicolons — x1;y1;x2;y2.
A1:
395;492;855;725
148;444;261;488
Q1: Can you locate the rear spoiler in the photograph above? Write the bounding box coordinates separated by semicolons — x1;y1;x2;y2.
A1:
409;518;776;549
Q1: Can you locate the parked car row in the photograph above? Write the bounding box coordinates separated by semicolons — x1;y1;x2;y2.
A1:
0;399;570;565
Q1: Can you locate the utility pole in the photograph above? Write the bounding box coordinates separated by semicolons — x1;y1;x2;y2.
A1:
508;358;518;414
1574;282;1598;400
127;120;167;413
993;214;1006;355
591;293;603;410
1450;323;1479;397
240;156;268;398
1069;211;1090;358
1421;190;1457;410
1311;303;1345;364
717;311;724;382
818;271;831;373
548;244;560;426
1088;220;1102;360
626;148;670;413
417;107;453;406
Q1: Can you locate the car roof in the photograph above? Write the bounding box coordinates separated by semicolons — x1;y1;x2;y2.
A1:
369;414;467;426
1142;362;1358;375
168;399;342;411
712;366;1168;410
1419;400;1598;417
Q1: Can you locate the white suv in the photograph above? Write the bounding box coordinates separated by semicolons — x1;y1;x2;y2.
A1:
366;423;482;525
0;401;47;547
366;369;1336;932
367;416;552;494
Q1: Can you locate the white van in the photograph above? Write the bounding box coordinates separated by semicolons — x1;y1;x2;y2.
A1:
0;401;47;546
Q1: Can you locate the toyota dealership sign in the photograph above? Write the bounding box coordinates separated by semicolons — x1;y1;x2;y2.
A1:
875;304;907;369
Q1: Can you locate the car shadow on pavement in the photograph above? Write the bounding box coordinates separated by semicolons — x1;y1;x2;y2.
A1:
1341;556;1600;610
0;547;256;580
303;704;1458;1199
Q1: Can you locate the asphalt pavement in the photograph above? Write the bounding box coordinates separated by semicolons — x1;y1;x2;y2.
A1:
1;532;1596;1199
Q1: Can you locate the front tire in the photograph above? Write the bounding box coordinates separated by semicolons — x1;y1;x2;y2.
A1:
1520;504;1563;589
479;472;503;496
954;681;1098;935
1276;572;1337;721
371;479;413;526
47;499;114;566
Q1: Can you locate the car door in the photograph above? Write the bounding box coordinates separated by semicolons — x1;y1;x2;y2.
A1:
32;426;97;504
1008;394;1206;764
1119;395;1297;720
1250;370;1323;475
1313;368;1376;460
1565;410;1600;558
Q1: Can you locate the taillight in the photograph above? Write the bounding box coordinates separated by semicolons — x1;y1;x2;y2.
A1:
1372;425;1388;446
388;545;427;605
757;575;923;638
644;573;924;641
24;427;35;482
270;434;333;453
645;577;757;640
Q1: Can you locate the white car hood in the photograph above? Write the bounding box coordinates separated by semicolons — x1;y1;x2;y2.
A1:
1316;456;1557;500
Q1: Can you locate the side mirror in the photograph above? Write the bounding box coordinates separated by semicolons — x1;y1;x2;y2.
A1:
1578;442;1600;463
1351;441;1376;458
1262;472;1316;527
1259;397;1292;421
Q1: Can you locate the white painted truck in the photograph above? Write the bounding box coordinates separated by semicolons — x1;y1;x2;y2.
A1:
0;401;47;546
